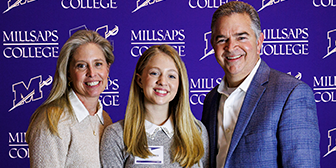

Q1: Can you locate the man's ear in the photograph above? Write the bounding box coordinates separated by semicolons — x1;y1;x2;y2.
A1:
211;35;214;49
256;32;264;55
136;73;143;89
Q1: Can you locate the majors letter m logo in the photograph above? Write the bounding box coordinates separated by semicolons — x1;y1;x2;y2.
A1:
10;75;52;112
323;29;336;59
324;128;336;157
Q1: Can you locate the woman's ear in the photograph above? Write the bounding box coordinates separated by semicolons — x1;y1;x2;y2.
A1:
106;63;111;73
136;73;143;89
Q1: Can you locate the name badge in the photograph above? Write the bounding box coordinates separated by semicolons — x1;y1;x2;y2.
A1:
134;146;164;164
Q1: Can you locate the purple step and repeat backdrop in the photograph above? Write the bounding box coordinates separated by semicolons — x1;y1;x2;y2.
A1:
1;0;335;167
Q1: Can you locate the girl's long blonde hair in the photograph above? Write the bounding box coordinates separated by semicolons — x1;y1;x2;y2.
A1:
26;30;114;141
123;44;204;167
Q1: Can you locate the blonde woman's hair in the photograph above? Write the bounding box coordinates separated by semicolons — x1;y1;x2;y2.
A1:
27;30;114;141
124;44;204;167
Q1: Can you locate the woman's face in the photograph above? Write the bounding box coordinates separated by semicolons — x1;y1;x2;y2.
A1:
137;53;179;108
68;43;110;101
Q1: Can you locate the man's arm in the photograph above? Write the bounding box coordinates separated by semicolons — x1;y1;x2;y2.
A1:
278;82;320;167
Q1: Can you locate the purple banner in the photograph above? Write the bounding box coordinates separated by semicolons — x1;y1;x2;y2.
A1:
1;0;335;167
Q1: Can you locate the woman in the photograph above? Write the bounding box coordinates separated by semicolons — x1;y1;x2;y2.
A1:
100;44;209;167
26;30;114;167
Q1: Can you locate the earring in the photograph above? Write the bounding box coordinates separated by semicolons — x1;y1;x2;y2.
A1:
68;81;71;87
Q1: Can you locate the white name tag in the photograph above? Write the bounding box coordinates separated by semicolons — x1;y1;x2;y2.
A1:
134;146;164;164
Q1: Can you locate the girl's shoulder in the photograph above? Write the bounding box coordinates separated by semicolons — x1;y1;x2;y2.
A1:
104;119;125;136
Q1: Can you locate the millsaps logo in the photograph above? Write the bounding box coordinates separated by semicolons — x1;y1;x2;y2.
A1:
188;0;229;9
96;25;119;39
323;29;336;59
69;24;119;39
313;0;336;7
132;0;164;13
3;30;59;59
189;77;221;105
324;128;336;157
258;0;286;12
10;75;53;112
99;78;120;107
200;31;213;61
9;132;29;159
68;24;118;49
261;27;309;56
313;75;336;103
61;0;117;9
3;0;36;14
130;29;186;57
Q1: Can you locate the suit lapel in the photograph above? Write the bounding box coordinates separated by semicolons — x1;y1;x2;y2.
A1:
225;60;270;165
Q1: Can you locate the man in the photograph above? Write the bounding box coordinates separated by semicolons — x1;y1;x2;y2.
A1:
201;1;320;168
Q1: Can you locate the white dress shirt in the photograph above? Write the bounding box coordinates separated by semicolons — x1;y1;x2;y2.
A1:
69;89;105;124
216;59;261;168
145;118;174;140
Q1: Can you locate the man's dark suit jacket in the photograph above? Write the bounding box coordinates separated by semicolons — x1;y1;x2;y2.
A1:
201;60;320;167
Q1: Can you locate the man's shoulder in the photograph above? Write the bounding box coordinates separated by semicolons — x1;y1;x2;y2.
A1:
268;68;303;85
258;67;314;97
203;85;220;109
204;85;220;101
208;85;220;95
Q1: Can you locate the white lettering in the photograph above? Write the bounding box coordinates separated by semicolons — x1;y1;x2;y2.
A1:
131;45;185;57
263;28;309;40
260;44;308;56
61;0;117;9
131;30;185;41
100;95;120;106
4;46;59;58
188;0;228;9
3;30;58;42
9;148;29;159
190;93;207;105
9;132;26;143
314;76;336;87
314;91;336;102
313;0;336;7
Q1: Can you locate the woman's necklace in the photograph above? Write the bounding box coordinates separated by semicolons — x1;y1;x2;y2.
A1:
89;115;97;136
89;103;100;136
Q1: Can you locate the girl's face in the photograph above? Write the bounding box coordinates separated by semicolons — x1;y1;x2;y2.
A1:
137;53;179;109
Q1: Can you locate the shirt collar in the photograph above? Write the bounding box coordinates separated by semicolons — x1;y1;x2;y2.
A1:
145;118;174;139
69;90;104;124
218;58;261;94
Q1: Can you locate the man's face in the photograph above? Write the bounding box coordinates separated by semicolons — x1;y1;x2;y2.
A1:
211;13;264;86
